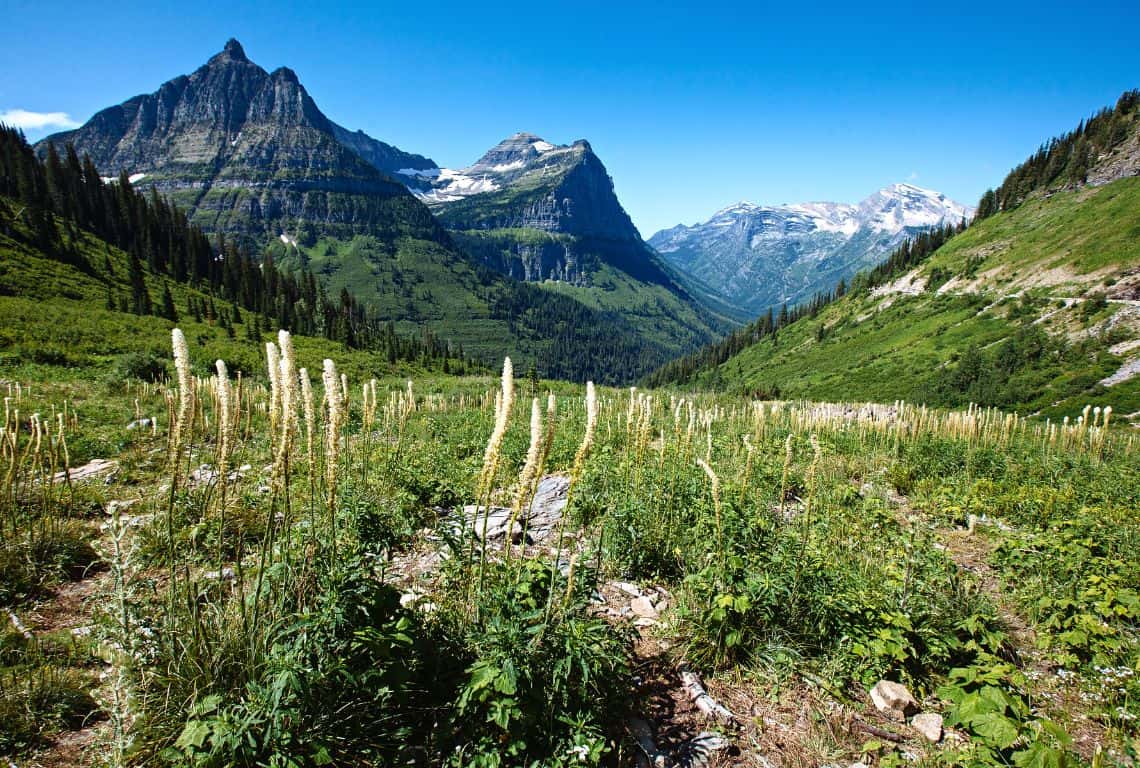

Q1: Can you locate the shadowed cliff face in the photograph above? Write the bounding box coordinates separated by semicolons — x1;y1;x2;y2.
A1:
36;39;436;240
423;133;679;286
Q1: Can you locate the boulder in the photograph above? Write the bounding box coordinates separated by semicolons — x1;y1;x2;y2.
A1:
911;712;943;743
870;680;919;721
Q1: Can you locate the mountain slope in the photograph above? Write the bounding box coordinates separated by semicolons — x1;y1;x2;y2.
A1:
407;131;733;363
422;132;673;282
657;176;1140;420
650;184;971;315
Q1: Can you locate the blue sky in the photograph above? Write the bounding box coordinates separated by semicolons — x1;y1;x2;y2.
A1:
2;0;1137;236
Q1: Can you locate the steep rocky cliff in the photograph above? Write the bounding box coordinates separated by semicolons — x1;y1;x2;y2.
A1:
418;132;677;287
36;39;436;242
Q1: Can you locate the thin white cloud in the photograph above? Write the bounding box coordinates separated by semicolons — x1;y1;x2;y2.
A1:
907;170;920;181
0;109;81;131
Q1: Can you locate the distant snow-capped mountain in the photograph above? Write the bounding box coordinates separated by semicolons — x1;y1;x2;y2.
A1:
649;183;973;314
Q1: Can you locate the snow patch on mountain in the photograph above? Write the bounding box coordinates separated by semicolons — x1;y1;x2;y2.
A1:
412;132;585;204
650;183;974;314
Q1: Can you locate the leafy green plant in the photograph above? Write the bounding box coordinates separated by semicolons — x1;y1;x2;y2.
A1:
939;660;1074;768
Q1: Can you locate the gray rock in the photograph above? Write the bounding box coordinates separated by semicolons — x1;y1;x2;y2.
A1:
630;596;659;619
55;458;118;483
911;713;943;743
204;567;236;582
870;680;919;721
126;417;154;430
457;474;570;544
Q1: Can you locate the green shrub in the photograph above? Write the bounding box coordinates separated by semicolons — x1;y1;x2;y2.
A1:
114;350;168;382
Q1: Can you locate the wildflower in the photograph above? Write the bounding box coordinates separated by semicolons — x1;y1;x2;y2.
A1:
478;358;514;492
170;329;194;458
214;360;232;478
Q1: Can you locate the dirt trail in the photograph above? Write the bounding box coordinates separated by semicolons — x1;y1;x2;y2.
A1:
13;514;115;768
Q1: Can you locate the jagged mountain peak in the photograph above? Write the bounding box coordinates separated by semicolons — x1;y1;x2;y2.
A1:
35;39;423;239
207;38;254;67
414;133;590;204
269;66;300;84
466;132;575;174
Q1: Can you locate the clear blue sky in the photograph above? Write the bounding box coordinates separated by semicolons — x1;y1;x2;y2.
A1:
2;0;1137;236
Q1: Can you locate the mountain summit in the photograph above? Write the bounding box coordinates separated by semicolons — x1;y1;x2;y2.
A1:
410;132;658;283
36;40;433;240
650;184;972;313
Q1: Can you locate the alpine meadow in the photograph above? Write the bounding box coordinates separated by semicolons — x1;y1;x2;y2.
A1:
1;13;1139;768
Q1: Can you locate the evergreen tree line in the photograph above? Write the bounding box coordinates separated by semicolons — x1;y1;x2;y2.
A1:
0;125;475;373
975;89;1139;220
485;279;668;384
643;220;966;388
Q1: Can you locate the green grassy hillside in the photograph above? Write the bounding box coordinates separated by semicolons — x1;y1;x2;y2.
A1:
0;202;474;385
673;178;1140;421
269;230;728;383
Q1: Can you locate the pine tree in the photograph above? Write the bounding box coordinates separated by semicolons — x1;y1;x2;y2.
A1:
127;251;151;315
161;284;178;321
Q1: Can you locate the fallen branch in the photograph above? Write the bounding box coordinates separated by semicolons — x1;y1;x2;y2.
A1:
7;610;33;640
852;717;905;743
680;666;738;724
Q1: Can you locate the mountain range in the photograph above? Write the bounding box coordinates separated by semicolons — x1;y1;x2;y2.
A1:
33;39;728;382
646;91;1140;420
649;183;972;314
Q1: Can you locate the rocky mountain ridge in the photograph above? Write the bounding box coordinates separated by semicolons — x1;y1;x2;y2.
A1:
650;183;972;314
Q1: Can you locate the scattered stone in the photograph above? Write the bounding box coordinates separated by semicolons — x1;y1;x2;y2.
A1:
524;474;570;540
457;474;570;544
613;581;642;597
7;610;33;640
106;499;138;515
628;717;670;768
55;458;118;484
630;595;659;619
634;617;658;629
190;464;218;485
870;680;920;721
911;713;943;743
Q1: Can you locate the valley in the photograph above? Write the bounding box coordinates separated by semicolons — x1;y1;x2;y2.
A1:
1;28;1139;768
